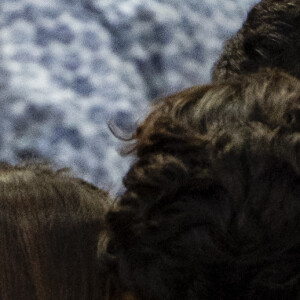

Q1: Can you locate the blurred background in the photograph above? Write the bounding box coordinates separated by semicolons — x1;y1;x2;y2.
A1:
0;0;259;195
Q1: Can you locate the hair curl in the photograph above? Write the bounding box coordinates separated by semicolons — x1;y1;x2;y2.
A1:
100;69;300;299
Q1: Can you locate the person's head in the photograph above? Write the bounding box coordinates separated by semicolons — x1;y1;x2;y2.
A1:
0;162;111;299
100;69;300;299
212;0;300;82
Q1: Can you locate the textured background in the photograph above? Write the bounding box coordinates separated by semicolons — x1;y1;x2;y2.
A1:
0;0;259;195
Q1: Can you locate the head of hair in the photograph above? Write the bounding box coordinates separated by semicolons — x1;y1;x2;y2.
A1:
0;162;111;299
212;0;300;82
100;69;300;299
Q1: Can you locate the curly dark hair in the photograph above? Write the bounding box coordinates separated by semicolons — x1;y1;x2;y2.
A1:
0;162;111;299
100;69;300;300
212;0;300;82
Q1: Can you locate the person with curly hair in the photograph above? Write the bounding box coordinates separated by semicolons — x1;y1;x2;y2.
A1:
212;0;300;82
100;69;300;299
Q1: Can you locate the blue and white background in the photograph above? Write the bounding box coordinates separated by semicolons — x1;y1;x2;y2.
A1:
0;0;258;194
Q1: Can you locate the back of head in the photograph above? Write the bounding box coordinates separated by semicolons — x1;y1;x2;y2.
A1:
0;163;111;299
212;0;300;82
101;69;300;299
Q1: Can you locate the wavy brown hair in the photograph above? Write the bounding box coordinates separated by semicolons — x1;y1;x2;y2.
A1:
101;69;300;299
212;0;300;82
0;162;111;300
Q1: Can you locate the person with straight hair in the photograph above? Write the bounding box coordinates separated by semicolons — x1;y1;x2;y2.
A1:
0;162;111;300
